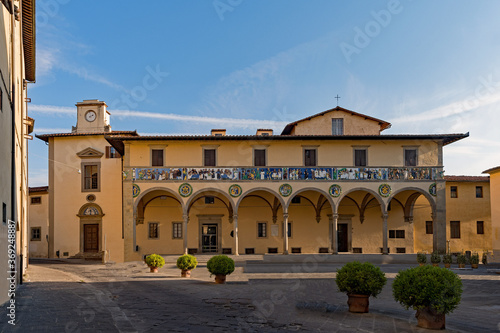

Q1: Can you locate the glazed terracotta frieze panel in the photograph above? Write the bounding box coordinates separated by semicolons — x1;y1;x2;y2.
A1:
131;167;442;182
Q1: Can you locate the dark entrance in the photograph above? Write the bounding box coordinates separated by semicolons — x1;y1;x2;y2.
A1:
202;224;218;252
84;224;99;252
337;223;349;252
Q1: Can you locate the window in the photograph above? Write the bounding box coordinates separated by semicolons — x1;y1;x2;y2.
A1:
83;164;99;191
396;248;406;253
426;221;433;234
254;149;266;166
354;149;367;167
291;197;301;204
477;221;484;235
404;149;417;166
106;146;121;158
31;227;41;241
283;222;292;238
450;186;458;198
31;196;41;204
476;186;483;198
304;149;317;166
172;222;182;239
205;196;214;204
450;221;460;239
151;149;164;166
257;222;267;238
2;202;6;224
148;222;159;239
332;118;344;135
204;149;216;166
389;230;405;238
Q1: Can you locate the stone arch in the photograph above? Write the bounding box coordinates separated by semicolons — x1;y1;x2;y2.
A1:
185;187;235;215
134;187;184;225
236;187;285;212
387;187;436;216
286;187;335;213
339;187;386;215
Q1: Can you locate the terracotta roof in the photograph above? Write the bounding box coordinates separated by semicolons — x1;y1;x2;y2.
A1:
22;0;36;82
36;130;138;142
444;175;490;182
29;186;48;193
105;133;468;156
281;106;392;135
483;166;500;175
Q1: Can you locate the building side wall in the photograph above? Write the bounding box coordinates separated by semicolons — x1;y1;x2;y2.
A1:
28;192;49;258
489;172;500;260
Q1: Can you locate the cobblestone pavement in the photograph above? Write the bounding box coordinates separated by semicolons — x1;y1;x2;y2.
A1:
1;259;499;332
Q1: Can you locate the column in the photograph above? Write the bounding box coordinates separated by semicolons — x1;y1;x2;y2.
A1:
283;213;289;255
433;180;447;253
382;213;388;255
183;214;189;255
233;214;239;256
332;213;338;254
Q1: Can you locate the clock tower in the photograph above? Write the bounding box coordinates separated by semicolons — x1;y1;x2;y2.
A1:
72;99;111;133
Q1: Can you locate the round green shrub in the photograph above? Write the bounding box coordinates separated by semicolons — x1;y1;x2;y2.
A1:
207;255;235;276
457;253;467;264
442;254;452;264
470;253;479;264
417;252;427;264
176;254;198;271
431;251;441;264
335;261;387;297
145;254;165;268
392;265;462;315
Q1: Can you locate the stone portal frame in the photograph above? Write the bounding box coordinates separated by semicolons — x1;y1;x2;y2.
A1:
77;203;105;254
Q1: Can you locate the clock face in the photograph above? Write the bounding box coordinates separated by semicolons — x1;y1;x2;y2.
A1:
85;111;97;122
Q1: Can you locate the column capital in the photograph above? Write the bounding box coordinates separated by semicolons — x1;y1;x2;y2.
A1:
233;214;238;220
382;213;389;220
283;213;289;219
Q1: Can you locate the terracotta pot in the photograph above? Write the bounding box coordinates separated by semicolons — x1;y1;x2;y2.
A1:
432;263;439;267
458;264;465;268
444;263;451;268
471;264;478;269
181;269;191;277
150;266;158;273
416;307;445;330
347;294;370;313
215;274;227;284
419;263;425;266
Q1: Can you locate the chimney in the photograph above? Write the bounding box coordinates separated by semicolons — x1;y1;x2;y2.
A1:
211;129;226;136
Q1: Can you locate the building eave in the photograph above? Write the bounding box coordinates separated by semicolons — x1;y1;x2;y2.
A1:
22;0;36;82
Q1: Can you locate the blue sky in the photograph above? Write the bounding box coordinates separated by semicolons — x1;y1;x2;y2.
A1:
29;0;500;186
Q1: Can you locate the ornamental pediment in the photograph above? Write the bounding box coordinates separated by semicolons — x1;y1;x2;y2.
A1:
76;147;104;158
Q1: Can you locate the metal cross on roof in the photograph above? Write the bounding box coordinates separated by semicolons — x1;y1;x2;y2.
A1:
335;94;341;106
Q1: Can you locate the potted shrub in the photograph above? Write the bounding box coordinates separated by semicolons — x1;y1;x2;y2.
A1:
393;265;463;329
431;252;441;267
442;253;452;268
457;253;466;268
417;252;427;266
145;254;165;273
335;261;387;313
207;255;235;284
470;252;479;269
176;254;198;277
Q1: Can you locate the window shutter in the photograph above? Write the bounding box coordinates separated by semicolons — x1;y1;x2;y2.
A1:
105;146;110;158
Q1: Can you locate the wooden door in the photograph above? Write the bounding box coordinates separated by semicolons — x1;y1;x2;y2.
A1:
84;224;99;252
337;223;348;252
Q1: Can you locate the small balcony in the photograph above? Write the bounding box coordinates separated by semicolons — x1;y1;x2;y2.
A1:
130;166;443;182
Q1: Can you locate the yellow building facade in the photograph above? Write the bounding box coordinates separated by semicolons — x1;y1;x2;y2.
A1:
0;0;36;305
483;166;500;263
34;100;497;263
28;187;49;258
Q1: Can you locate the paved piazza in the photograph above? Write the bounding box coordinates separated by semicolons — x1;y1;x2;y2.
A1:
1;257;499;332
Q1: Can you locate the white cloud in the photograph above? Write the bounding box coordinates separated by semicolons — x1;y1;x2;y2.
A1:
29;104;288;130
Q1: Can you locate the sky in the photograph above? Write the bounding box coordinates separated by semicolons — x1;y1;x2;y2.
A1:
28;0;500;186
